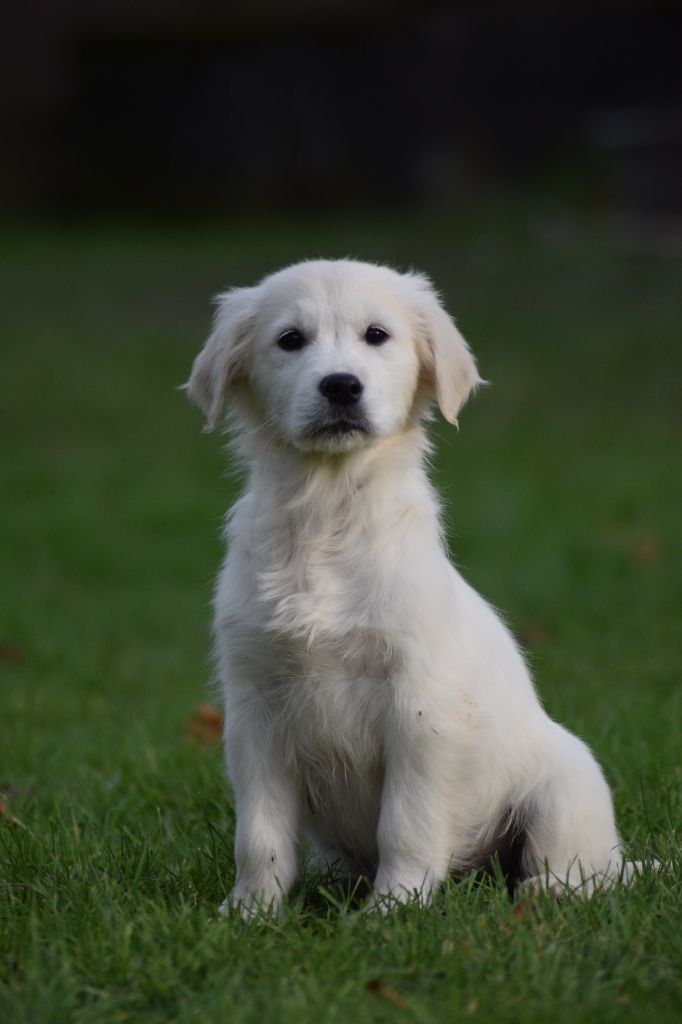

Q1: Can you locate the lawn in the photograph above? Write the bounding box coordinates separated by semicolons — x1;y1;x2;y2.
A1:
1;202;680;1022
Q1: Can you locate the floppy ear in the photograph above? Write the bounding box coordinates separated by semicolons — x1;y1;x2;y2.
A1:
184;287;256;432
410;274;484;426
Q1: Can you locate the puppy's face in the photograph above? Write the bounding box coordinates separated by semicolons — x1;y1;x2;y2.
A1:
246;263;425;453
187;260;481;453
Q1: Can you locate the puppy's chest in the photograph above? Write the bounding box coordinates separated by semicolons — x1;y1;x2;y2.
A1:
260;557;396;743
240;525;398;764
271;642;392;769
254;519;392;643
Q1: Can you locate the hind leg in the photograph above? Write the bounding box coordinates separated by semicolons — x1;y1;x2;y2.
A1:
521;724;628;895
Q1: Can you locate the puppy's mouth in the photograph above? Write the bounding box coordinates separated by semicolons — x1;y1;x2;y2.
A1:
309;413;372;438
306;412;373;441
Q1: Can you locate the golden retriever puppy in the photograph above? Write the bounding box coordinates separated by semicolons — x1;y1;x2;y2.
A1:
186;259;646;917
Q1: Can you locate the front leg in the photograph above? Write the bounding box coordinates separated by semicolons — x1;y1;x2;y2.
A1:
221;697;300;919
370;703;457;911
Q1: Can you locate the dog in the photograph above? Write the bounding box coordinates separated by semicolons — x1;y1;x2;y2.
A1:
186;258;645;917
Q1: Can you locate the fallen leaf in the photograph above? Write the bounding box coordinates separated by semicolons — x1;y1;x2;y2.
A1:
512;899;529;921
632;532;660;566
466;997;479;1014
0;797;19;827
366;979;407;1009
515;622;547;648
0;643;24;665
602;523;661;566
185;703;224;745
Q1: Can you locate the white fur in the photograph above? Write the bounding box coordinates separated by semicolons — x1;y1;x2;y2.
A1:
186;259;642;917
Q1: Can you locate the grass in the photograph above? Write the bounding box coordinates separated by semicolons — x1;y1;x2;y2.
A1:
1;200;680;1022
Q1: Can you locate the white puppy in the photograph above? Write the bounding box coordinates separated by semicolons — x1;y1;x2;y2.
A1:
186;259;640;916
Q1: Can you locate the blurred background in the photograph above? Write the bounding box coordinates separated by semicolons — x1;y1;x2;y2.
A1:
3;0;682;218
1;0;680;782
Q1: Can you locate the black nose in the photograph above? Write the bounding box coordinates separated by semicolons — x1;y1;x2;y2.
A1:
318;373;364;406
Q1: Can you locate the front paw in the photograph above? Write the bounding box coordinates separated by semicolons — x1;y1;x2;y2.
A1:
365;873;436;914
219;884;284;921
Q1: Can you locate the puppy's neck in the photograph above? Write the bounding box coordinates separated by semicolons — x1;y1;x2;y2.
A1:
245;423;432;509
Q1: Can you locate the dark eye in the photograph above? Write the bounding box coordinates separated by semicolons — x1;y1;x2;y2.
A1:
365;325;389;346
277;328;306;352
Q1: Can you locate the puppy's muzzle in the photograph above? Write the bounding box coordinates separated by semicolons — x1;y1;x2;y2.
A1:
318;373;364;407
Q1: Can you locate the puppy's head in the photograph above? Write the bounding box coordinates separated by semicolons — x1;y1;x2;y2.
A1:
186;260;482;453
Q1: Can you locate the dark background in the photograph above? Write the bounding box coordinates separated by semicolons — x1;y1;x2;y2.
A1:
3;0;682;220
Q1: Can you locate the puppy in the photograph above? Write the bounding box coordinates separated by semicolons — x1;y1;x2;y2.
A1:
186;259;642;916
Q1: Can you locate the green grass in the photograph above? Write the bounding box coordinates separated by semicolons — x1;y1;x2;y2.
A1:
1;202;680;1022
